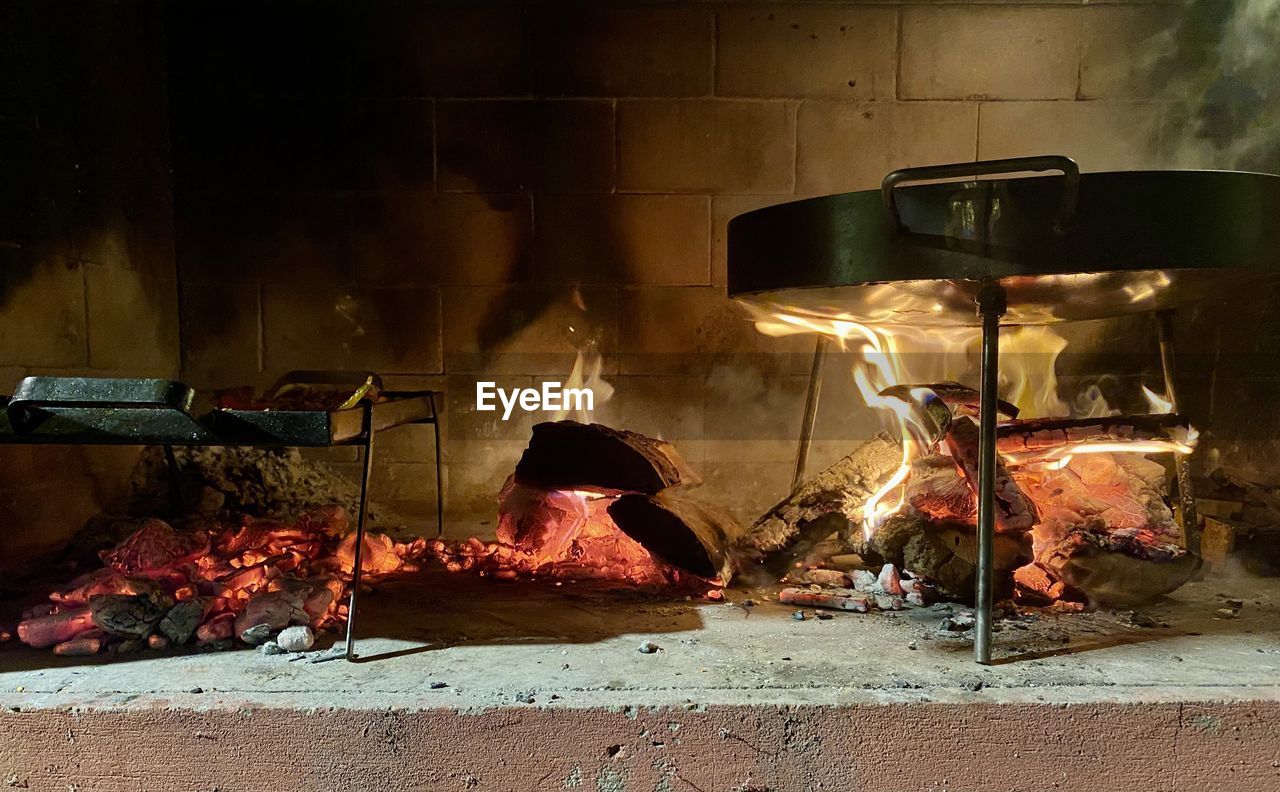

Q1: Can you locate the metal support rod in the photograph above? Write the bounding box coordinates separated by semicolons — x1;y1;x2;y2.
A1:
1157;309;1199;552
975;283;1007;665
793;336;830;490
344;403;377;661
431;393;445;538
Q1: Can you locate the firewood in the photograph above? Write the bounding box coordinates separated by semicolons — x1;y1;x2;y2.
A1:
607;493;744;582
739;433;902;566
89;592;171;638
1040;526;1201;606
995;414;1190;456
880;381;1020;420
15;606;95;649
778;587;870;612
901;522;1032;602
945;417;1038;533
514;420;699;493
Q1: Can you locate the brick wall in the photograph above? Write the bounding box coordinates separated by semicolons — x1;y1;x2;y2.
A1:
163;0;1263;531
0;0;177;566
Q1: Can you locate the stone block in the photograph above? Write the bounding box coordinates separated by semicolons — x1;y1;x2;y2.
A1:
534;195;710;285
261;285;442;374
437;100;614;193
901;6;1081;100
617;100;795;193
716;6;896;99
797;101;978;194
533;6;712;97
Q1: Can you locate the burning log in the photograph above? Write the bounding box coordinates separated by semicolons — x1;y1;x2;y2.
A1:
1039;523;1201;606
778;587;870;612
906;455;975;524
606;494;744;582
16;606;95;649
909;381;1019;420
901;522;1032;602
995;414;1191;458
514;420;699;494
89;592;171;638
945;417;1038;533
740;433;902;566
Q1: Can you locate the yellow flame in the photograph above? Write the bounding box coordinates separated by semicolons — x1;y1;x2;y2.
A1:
1142;384;1175;414
748;302;1199;538
552;349;614;423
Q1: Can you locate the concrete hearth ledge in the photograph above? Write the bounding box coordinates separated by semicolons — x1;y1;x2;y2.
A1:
3;575;1280;790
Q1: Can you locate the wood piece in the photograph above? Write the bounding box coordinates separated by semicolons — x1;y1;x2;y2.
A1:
945;417;1038;533
995;414;1190;456
15;606;95;649
514;420;699;494
886;381;1020;419
607;493;744;582
1040;527;1201;606
89;593;171;638
1200;515;1248;568
740;433;902;560
902;523;1032;602
778;588;870;612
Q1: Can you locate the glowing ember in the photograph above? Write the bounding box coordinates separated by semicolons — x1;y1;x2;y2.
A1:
16;507;427;655
423;477;715;591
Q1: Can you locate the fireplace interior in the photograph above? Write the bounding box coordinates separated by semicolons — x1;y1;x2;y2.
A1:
3;1;1280;790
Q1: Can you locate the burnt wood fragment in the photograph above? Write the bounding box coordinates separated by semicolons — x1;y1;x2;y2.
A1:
737;434;902;572
946;417;1038;533
607;493;743;582
995;414;1191;456
514;421;699;494
1040;526;1201;606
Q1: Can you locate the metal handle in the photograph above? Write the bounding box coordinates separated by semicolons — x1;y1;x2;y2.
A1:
881;155;1080;234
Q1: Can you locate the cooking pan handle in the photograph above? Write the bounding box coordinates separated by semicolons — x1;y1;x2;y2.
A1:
881;155;1080;234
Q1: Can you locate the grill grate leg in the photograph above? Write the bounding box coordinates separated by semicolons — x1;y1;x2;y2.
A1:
975;283;1007;664
344;403;377;662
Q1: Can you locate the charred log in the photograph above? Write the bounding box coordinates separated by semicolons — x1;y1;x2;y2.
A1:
607;494;744;582
737;434;902;573
880;381;1020;421
901;522;1032;602
996;414;1191;457
1039;524;1201;607
946;417;1038;533
514;421;699;494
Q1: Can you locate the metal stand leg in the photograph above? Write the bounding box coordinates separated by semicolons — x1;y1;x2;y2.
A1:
1157;309;1199;552
344;403;377;661
975;283;1007;665
431;393;445;538
793;336;829;491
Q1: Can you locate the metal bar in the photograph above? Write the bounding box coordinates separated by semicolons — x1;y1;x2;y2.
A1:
431;393;445;538
344;403;377;662
975;283;1007;665
792;336;830;490
1157;309;1199;552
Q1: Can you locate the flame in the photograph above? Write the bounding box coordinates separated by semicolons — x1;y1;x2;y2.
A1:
748;302;1201;539
1142;384;1175;414
551;348;614;422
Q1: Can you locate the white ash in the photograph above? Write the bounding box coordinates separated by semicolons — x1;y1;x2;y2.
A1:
276;625;315;652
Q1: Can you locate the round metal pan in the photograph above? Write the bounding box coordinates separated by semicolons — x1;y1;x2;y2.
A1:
727;160;1280;326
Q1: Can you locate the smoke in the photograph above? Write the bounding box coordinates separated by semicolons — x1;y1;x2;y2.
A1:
1154;0;1280;171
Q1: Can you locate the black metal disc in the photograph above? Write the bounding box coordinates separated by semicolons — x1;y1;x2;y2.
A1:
728;169;1280;326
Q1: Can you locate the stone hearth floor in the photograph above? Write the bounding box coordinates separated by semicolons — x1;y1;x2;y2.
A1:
2;573;1278;712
